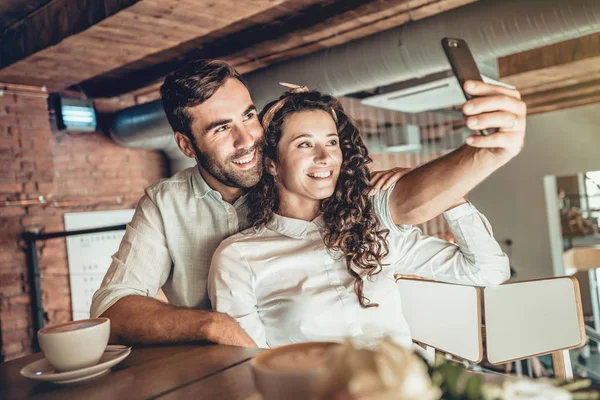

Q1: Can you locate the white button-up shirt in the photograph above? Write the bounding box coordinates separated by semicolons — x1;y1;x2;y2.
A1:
90;163;413;319
208;200;510;349
90;166;250;318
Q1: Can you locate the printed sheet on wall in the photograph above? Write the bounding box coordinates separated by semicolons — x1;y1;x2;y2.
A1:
64;210;134;321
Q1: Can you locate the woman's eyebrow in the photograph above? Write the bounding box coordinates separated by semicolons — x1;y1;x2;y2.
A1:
291;133;312;141
291;133;338;142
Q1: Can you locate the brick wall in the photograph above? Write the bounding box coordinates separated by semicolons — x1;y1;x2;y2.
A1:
0;89;167;361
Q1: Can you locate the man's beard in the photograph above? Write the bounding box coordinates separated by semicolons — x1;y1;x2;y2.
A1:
193;138;264;189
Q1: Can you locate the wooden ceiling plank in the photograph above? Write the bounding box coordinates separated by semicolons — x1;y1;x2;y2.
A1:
99;0;600;113
500;32;600;114
72;0;400;96
502;56;600;91
2;0;478;97
527;93;600;115
499;32;600;79
409;0;480;19
0;0;140;69
0;0;295;90
518;70;600;97
65;0;477;98
224;0;475;75
523;78;600;107
100;13;208;36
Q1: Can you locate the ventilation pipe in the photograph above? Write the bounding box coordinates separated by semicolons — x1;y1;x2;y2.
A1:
110;0;600;172
245;0;600;107
110;100;195;173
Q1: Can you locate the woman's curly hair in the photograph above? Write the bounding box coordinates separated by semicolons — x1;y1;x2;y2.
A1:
247;90;389;308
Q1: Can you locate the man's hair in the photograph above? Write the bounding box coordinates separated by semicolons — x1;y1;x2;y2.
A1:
160;59;244;139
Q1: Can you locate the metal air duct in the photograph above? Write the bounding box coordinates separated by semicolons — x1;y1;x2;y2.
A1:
110;0;600;172
245;0;600;108
110;100;195;173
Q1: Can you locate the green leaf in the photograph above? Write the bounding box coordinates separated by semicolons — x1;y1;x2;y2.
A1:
464;374;483;400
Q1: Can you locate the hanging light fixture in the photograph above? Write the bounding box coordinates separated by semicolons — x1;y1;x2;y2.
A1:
49;94;97;132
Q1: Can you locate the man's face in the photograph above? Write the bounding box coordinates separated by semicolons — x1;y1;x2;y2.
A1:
182;78;265;189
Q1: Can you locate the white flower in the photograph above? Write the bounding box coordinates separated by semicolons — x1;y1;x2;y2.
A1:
316;337;441;400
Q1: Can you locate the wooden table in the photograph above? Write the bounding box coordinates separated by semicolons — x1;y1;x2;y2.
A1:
0;344;263;400
3;344;597;399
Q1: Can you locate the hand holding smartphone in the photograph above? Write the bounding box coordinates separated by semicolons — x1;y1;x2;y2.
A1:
441;37;499;136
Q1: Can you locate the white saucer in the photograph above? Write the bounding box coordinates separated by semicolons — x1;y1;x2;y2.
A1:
20;346;131;385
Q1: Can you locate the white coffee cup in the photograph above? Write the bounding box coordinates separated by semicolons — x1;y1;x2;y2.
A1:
251;342;338;400
37;318;110;372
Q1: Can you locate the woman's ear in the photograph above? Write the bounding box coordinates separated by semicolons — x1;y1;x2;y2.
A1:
265;157;278;177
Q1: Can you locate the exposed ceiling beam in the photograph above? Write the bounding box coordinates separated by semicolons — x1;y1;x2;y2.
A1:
227;0;480;74
95;0;479;103
526;90;600;115
499;32;600;115
80;0;386;97
0;0;315;91
1;0;140;71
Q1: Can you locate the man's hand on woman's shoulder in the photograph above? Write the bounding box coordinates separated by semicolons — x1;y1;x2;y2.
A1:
369;167;412;196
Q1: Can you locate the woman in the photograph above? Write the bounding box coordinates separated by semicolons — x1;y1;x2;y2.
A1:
208;88;509;349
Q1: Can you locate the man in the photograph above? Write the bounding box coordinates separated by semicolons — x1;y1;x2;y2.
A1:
91;59;526;347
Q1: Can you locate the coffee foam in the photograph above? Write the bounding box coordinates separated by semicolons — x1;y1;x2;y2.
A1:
261;343;335;372
40;319;104;334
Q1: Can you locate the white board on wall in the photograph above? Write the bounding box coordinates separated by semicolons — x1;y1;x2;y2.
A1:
64;209;134;320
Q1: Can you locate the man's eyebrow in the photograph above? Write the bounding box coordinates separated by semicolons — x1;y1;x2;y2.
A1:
243;105;257;115
202;105;256;133
204;118;232;133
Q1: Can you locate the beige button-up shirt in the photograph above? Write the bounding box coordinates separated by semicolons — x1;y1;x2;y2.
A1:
208;202;510;349
90;166;250;318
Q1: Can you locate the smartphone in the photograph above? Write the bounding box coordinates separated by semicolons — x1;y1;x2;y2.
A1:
441;37;498;136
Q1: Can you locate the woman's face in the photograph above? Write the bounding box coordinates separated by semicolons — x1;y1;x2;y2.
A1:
269;110;342;211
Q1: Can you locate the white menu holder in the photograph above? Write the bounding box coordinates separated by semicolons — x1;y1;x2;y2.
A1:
397;276;585;380
398;279;482;362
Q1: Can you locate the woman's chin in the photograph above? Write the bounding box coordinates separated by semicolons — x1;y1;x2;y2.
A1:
310;187;336;200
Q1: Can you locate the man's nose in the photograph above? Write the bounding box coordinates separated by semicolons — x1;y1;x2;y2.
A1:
233;125;255;149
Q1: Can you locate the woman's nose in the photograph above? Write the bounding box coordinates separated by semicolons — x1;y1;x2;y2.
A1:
313;146;332;165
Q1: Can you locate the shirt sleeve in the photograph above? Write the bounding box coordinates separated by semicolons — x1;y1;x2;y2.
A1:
371;182;412;235
390;202;510;287
90;193;173;318
208;240;269;348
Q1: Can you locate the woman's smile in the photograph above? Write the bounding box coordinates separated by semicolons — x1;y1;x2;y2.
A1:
306;169;333;179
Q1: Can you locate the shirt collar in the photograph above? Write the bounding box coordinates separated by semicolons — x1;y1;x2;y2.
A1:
191;166;213;199
191;165;249;206
266;213;325;239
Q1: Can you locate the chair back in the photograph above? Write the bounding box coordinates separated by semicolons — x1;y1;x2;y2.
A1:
483;277;586;365
397;276;585;373
397;279;483;362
